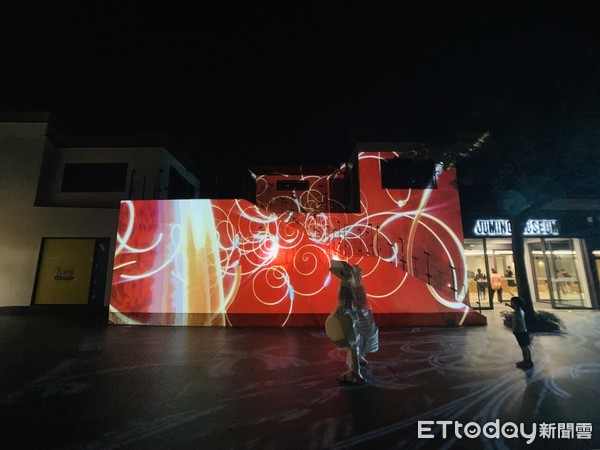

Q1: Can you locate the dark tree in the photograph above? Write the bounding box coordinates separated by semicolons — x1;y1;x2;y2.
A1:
412;18;600;322
455;21;600;320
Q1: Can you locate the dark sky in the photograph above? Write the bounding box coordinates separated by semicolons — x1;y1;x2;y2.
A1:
1;3;597;170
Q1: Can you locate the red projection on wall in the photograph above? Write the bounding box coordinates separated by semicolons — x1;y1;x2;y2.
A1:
109;151;486;327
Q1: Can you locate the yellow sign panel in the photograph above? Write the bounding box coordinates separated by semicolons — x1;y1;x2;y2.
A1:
34;239;96;305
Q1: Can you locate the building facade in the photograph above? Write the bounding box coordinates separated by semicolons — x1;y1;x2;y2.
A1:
109;142;487;327
0;113;201;309
461;210;600;311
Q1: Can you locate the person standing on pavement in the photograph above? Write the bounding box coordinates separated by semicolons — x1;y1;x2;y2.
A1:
509;296;533;370
325;261;365;384
351;264;378;367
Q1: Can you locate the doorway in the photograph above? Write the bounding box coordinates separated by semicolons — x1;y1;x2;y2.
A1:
32;237;110;306
528;238;590;309
465;238;518;309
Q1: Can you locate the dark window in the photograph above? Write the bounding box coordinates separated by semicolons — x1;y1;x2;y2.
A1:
276;180;309;191
381;158;437;189
167;166;196;199
61;163;128;192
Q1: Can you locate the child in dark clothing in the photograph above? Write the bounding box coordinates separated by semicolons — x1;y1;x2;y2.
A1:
509;296;533;369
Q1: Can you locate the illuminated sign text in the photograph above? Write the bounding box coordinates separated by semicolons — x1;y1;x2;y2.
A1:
473;219;559;237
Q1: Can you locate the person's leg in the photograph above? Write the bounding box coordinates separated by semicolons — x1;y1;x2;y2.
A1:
523;345;532;364
355;311;367;361
498;288;503;303
348;346;360;373
517;347;533;368
515;334;526;365
357;338;368;365
339;347;365;383
520;345;528;362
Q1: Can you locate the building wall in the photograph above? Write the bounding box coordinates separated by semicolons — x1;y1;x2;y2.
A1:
108;149;486;327
0;121;49;306
255;173;334;213
35;146;200;207
0;118;201;308
0;121;118;307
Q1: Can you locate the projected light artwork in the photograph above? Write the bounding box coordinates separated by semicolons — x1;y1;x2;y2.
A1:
109;151;486;327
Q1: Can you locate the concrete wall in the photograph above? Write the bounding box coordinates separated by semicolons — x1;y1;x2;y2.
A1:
0;121;119;306
0;122;118;307
0;120;201;308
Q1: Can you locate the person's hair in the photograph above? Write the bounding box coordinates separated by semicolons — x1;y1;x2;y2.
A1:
511;296;524;308
491;268;497;273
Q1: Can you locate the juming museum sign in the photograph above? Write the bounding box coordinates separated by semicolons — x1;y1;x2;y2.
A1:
473;219;560;237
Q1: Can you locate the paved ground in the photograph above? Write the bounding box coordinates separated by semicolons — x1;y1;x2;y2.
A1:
1;305;599;449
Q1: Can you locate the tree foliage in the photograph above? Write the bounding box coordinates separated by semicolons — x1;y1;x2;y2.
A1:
412;20;600;316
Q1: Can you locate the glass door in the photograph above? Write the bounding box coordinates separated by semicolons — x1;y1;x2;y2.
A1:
528;238;589;309
464;239;489;310
486;240;518;301
528;240;552;305
464;238;517;310
546;239;585;308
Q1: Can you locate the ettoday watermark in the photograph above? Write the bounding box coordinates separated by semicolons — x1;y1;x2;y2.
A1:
418;420;593;444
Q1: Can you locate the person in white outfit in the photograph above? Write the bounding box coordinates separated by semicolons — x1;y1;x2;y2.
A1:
351;264;379;366
325;262;378;384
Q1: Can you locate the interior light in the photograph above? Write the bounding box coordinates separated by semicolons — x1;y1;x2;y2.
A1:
531;250;575;255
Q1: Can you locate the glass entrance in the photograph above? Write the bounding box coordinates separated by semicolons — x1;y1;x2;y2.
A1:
528;238;589;309
464;238;517;309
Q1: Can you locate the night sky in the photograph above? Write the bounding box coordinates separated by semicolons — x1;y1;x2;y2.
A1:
1;3;597;170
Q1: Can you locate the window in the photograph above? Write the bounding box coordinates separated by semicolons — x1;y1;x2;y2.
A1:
381;158;437;189
61;163;128;192
167;166;196;199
